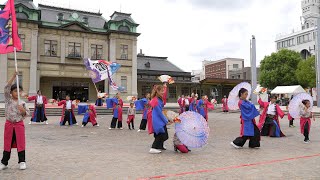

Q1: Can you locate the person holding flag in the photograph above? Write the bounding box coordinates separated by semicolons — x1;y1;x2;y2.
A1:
95;90;104;106
0;0;27;171
1;72;30;170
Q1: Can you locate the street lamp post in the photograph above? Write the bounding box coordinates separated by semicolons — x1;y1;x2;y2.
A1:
251;35;257;104
316;18;320;107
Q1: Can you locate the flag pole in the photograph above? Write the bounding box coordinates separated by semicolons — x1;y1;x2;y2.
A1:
93;82;99;94
14;47;20;103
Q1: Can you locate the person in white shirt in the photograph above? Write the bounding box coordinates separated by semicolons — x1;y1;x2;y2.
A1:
58;95;78;126
27;90;48;124
258;95;285;137
184;96;190;111
127;103;136;130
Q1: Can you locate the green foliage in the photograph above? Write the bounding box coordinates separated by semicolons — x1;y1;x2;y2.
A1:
259;49;302;89
296;56;316;88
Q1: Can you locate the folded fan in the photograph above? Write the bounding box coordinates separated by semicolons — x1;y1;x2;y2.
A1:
158;75;175;84
126;96;137;102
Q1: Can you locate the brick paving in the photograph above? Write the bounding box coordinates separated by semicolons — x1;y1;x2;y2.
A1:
0;112;319;180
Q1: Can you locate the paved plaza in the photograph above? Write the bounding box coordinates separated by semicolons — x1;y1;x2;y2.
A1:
0;112;320;180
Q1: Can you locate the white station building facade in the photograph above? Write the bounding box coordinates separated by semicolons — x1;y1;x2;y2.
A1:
275;0;320;59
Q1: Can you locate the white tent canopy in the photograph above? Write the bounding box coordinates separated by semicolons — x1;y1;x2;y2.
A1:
271;85;306;94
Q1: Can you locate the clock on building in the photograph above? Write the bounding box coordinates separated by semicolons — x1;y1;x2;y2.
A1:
72;12;79;19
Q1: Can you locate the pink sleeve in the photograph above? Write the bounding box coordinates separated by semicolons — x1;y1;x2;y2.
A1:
238;100;242;108
119;99;124;108
207;101;214;110
91;105;97;116
276;105;285;118
58;100;65;106
43;96;48;104
150;97;159;108
258;98;264;107
163;86;168;105
28;96;36;101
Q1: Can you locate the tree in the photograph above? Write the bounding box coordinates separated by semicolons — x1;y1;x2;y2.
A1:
259;49;302;89
296;56;316;88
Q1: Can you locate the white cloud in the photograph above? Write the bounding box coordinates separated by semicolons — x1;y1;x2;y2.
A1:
15;0;302;71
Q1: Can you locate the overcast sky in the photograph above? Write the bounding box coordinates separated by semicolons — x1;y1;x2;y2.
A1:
18;0;303;71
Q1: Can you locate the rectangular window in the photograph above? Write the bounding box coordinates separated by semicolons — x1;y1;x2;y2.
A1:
45;40;57;56
169;86;177;99
142;86;151;97
68;42;81;58
310;33;312;41
19;34;25;51
142;75;148;79
91;44;103;60
233;64;239;69
181;87;189;96
303;34;310;42
121;76;127;91
120;45;128;60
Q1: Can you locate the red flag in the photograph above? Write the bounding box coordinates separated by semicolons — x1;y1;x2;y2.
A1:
0;0;22;54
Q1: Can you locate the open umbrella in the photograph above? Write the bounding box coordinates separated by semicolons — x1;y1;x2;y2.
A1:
288;93;313;119
227;82;252;110
175;111;210;148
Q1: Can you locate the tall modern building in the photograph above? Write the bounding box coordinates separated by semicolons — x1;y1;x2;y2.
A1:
0;0;140;101
275;0;319;59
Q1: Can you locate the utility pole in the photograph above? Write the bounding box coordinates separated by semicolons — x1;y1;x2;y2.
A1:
316;18;320;107
251;35;257;104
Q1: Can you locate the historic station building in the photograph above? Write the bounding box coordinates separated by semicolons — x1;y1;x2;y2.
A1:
0;0;139;101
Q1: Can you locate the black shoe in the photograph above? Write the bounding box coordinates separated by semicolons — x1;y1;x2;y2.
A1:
186;146;191;152
174;146;178;152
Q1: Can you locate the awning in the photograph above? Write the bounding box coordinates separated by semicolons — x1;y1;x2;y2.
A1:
271;85;306;94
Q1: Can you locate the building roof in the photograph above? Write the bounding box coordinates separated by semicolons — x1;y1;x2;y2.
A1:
204;58;244;66
137;54;185;72
38;4;106;30
200;78;250;85
15;0;37;9
110;11;137;24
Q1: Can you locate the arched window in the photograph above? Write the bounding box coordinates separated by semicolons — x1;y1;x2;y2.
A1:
307;23;309;28
16;12;28;20
300;49;311;59
118;25;130;32
83;17;88;24
57;13;64;21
